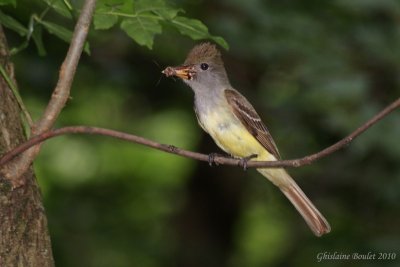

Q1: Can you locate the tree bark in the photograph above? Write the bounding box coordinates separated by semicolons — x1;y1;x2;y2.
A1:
0;25;54;267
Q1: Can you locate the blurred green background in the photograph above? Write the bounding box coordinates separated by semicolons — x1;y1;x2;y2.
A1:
3;0;400;266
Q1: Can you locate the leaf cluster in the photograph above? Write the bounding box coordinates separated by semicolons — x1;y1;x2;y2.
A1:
0;0;228;56
95;0;228;49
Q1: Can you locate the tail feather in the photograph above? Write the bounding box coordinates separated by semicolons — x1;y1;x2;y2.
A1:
280;181;331;236
258;168;330;236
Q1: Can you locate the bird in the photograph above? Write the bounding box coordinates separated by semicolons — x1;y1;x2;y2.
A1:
162;42;330;236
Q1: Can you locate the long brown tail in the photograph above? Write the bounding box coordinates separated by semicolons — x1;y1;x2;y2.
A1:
258;168;331;236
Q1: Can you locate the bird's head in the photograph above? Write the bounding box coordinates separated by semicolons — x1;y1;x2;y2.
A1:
162;43;229;91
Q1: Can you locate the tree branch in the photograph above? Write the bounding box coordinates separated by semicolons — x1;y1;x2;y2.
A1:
1;97;399;169
1;0;97;185
35;0;96;134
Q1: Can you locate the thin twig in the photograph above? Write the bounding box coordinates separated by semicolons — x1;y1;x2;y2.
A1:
1;97;399;168
1;0;97;184
36;0;96;133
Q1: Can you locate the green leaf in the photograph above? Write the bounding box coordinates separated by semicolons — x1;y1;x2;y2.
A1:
97;0;128;7
0;10;28;36
94;12;118;30
210;36;229;51
62;0;72;10
39;20;90;54
93;0;228;50
32;26;47;56
0;0;16;7
172;16;229;49
97;0;134;13
94;0;133;30
172;16;209;38
120;17;162;49
42;0;73;18
135;0;181;20
39;20;72;42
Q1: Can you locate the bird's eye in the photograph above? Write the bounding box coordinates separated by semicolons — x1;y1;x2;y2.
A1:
200;63;209;70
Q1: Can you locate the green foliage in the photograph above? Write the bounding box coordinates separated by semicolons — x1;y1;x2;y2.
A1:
0;9;28;36
0;0;80;55
41;0;73;18
172;16;229;49
38;19;91;54
93;0;228;49
120;17;162;49
30;25;46;56
0;0;228;55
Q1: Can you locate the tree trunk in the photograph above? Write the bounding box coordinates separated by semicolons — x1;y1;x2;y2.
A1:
0;25;54;267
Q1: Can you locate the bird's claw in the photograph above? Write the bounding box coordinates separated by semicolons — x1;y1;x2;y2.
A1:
208;153;217;166
238;154;258;171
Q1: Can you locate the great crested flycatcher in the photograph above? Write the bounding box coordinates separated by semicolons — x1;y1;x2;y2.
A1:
162;43;330;236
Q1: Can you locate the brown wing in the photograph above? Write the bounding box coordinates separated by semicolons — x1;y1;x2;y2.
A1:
225;89;281;159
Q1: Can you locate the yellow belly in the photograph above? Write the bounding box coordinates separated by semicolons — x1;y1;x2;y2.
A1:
198;107;290;187
201;109;273;160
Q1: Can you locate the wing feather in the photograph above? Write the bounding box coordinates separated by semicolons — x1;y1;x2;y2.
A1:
224;89;281;159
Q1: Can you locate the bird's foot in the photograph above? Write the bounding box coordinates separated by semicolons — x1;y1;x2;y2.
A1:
238;154;258;171
208;153;230;166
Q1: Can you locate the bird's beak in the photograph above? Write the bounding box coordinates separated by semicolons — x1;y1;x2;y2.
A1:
162;65;195;80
